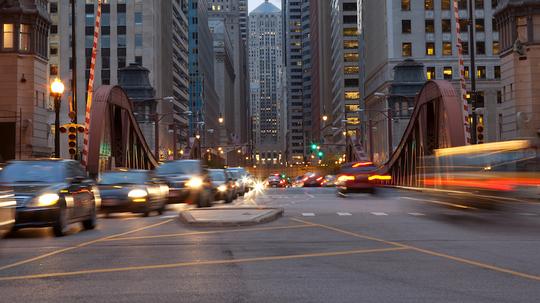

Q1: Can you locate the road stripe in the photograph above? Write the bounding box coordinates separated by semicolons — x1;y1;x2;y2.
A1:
408;212;425;216
305;193;315;198
302;213;315;217
159;215;179;219
292;218;540;282
106;224;314;242
517;213;537;216
0;247;407;282
401;196;477;210
337;212;352;216
0;219;173;272
371;212;388;216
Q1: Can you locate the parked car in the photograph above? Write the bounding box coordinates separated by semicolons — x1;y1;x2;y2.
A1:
98;169;168;217
322;175;337;187
226;167;250;195
155;160;214;207
208;169;235;203
0;186;16;238
302;173;324;187
336;162;381;195
0;159;97;236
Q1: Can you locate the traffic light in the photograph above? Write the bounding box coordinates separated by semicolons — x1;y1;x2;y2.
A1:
311;143;317;151
317;151;324;158
67;124;77;155
476;123;484;144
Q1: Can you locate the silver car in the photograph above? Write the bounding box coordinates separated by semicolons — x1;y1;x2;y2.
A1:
0;186;16;238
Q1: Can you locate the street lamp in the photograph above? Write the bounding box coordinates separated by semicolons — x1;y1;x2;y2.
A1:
322;114;328;122
50;78;65;158
218;113;224;125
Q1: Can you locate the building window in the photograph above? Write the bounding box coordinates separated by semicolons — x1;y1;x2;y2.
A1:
442;19;451;33
344;78;359;87
85;14;94;26
343;28;358;36
135;12;143;25
118;57;126;68
402;20;411;34
19;24;31;51
344;53;359;62
441;0;451;10
425;19;434;33
459;19;468;32
2;24;14;49
476;41;485;55
50;25;58;34
426;42;435;56
402;42;412;57
443;42;452;56
475;0;484;9
344;91;360;100
50;64;59;76
494;66;501;79
475;19;484;32
425;0;434;10
426;67;436;80
458;0;467;9
50;2;58;13
344;66;359;74
493;41;500;55
117;34;126;47
50;46;58;55
135;56;142;65
497;91;502;104
477;66;486;79
461;41;469;55
344;40;358;49
401;0;410;11
464;66;469;79
135;33;143;47
443;66;453;80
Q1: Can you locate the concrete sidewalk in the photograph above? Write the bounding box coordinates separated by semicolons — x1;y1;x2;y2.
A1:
179;207;284;227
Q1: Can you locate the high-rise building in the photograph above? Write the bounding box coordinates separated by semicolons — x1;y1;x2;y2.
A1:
0;0;51;160
362;0;501;162
301;0;312;158
49;0;189;158
208;0;249;147
329;0;362;146
249;0;285;166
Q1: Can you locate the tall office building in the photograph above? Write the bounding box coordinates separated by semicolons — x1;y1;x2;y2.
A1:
49;0;189;158
329;0;362;145
249;0;285;166
208;0;249;146
301;0;312;157
362;0;501;162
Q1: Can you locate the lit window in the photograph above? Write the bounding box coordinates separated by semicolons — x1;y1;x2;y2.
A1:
19;24;31;51
426;67;435;80
477;66;486;79
493;41;500;55
425;0;434;10
426;42;435;56
441;0;451;10
343;28;358;36
344;91;360;100
344;66;359;74
443;42;452;56
343;40;358;49
3;24;14;49
443;66;453;80
494;66;501;79
401;0;410;11
402;42;412;57
344;53;359;62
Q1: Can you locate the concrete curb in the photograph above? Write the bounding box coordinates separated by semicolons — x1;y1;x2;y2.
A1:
178;207;284;227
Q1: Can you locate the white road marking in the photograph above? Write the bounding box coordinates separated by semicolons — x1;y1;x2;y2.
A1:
517;213;537;216
408;212;425;216
371;212;388;216
159;215;179;219
401;196;476;210
337;212;352;216
302;213;315;217
305;193;315;198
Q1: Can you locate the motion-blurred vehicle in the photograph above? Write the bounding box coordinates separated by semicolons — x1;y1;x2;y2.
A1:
98;169;168;217
208;169;235;203
292;176;304;187
267;174;287;188
0;186;16;238
336;162;388;194
226;167;250;195
302;173;324;187
155;160;214;207
321;175;337;187
0;160;97;236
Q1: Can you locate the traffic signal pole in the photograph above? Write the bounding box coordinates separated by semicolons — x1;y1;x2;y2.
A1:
468;0;478;144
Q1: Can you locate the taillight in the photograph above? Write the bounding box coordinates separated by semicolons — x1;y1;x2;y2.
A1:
316;177;323;181
337;175;355;182
368;175;392;181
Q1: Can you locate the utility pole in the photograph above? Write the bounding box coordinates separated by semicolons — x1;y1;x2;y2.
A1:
154;113;159;160
71;0;78;157
468;0;478;143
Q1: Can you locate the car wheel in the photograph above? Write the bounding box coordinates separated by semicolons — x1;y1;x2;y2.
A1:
53;207;68;237
157;204;166;215
82;206;97;230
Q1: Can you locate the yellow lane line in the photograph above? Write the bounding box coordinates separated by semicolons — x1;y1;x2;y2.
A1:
292;218;540;282
400;196;477;210
0;247;408;281
0;219;174;272
104;224;315;242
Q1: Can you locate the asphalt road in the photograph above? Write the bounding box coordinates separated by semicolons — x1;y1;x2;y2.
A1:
1;187;540;302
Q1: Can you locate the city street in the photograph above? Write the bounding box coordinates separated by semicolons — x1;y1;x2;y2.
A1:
1;188;539;302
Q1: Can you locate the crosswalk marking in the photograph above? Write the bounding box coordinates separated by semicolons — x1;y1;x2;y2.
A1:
302;213;315;217
408;212;425;216
371;212;388;216
337;212;352;216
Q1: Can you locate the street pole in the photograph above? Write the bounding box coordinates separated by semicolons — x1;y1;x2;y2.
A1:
387;107;393;159
369;119;374;161
71;0;78;158
154;113;159;160
468;0;478;144
54;97;61;158
172;123;178;160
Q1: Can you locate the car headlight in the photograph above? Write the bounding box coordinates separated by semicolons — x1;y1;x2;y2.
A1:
128;189;148;198
186;177;203;189
36;193;60;207
218;184;227;192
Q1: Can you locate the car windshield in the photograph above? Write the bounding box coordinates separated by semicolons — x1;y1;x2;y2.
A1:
156;161;200;176
99;171;148;185
209;170;226;181
228;168;247;177
0;161;65;183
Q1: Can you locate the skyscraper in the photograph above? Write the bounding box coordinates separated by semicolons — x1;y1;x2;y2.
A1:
249;0;285;166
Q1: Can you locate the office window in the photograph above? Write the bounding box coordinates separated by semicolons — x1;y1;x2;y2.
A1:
477;66;486;79
50;25;58;34
344;53;359;62
458;0;467;9
343;28;358;36
117;34;126;47
492;0;498;9
494;66;501;79
50;46;58;55
117;12;126;26
443;66;453;80
475;0;484;9
102;13;110;27
3;24;14;48
425;0;433;10
476;41;485;55
443;42;452;56
85;14;94;26
19;24;31;51
344;91;360;100
401;0;410;11
101;35;110;48
50;64;59;76
343;15;357;24
426;67;436;80
475;19;484;32
458;19;468;32
135;33;142;47
493;41;500;55
135;12;143;25
442;19;451;32
402;20;411;34
135;56;142;65
461;41;469;55
344;40;358;49
344;78;359;87
425;19;434;33
464;66;470;79
50;2;58;13
426;42;435;56
343;2;357;11
441;0;451;10
118;56;126;68
344;66;359;74
402;42;412;57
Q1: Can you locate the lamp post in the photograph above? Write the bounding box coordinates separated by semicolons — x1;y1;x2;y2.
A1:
50;79;65;158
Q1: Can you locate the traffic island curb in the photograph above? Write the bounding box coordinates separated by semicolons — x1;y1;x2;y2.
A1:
178;207;284;227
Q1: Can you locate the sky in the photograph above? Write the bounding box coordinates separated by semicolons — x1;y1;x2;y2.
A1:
248;0;282;12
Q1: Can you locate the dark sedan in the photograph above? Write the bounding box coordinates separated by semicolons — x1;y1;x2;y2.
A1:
98;170;168;217
0;160;97;237
208;169;235;203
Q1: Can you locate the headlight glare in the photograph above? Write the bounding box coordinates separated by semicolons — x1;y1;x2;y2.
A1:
186;177;203;189
218;184;227;192
37;193;60;207
128;189;148;198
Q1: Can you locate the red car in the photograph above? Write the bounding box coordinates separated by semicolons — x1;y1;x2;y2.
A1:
302;173;324;187
336;162;391;195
